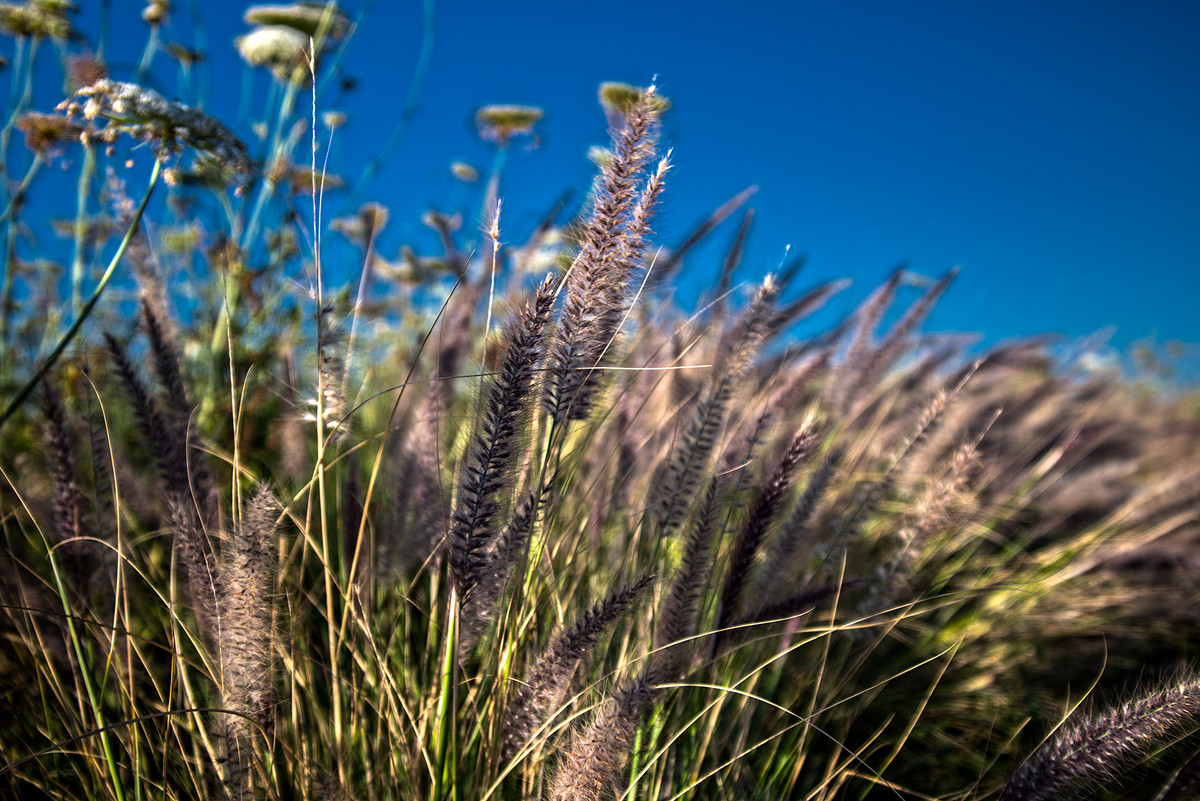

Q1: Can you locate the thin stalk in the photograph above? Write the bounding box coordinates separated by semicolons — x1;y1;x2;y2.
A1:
0;158;162;430
432;590;460;801
304;45;345;785
241;71;303;252
337;0;434;214
0;150;45;224
135;23;159;82
71;142;97;314
0;36;39;376
0;37;36;173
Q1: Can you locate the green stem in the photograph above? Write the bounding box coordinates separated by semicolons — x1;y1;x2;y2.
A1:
432;591;459;801
71;143;97;314
0;159;161;431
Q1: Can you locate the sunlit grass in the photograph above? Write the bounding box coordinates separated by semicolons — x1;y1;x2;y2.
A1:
0;4;1198;801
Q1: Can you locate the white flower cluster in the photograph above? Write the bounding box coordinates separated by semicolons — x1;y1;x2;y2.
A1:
59;79;253;176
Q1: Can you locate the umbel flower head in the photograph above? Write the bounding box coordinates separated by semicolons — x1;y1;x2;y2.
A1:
0;0;76;39
59;79;253;176
475;104;543;145
235;24;310;83
244;1;350;39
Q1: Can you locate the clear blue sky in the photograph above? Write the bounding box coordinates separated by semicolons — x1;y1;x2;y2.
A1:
16;0;1200;352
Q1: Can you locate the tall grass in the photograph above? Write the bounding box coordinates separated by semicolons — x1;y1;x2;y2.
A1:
1;4;1199;801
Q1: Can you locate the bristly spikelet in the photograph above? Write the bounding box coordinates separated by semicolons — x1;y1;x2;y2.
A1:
542;85;664;425
503;575;654;761
654;478;722;679
768;445;841;575
655;277;779;535
825;269;903;413
865;438;981;611
216;487;280;801
314;299;348;435
141;300;218;523
999;677;1200;801
715;420;819;646
866;267;957;383
449;275;558;602
460;489;541;649
549;671;659;801
40;384;93;593
106;332;221;638
381;389;446;577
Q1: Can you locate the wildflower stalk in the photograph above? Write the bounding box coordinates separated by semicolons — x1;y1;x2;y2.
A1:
0;149;43;224
0;34;37;167
70;140;96;314
0;150;45;374
0;157;162;431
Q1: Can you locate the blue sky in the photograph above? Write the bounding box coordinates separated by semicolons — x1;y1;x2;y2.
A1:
12;0;1200;354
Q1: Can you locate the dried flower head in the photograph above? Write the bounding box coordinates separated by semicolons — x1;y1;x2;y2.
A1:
285;162;344;195
60;79;253;175
156;223;202;255
420;209;460;234
449;160;478;182
163;42;204;66
475;104;543;145
50;213;117;245
16;111;83;155
599;81;671;116
66;54;106;89
332;202;389;247
236;24;310;83
162;153;243;190
372;246;447;285
244;2;349;39
0;0;75;39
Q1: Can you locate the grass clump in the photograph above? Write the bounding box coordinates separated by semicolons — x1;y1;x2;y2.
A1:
1;6;1199;801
